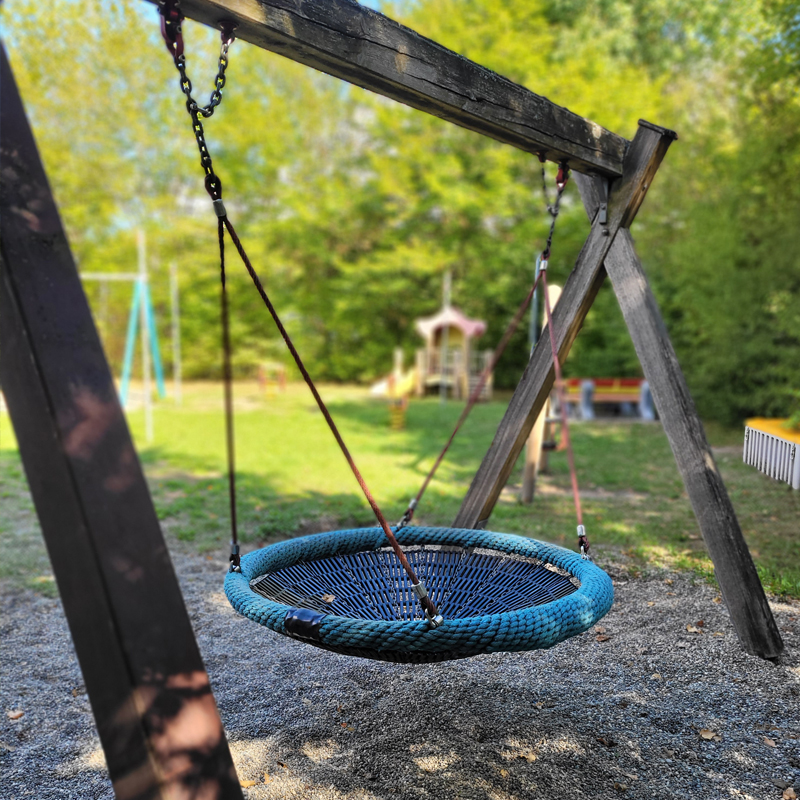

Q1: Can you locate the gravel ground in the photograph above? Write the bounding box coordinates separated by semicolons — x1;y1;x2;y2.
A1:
1;549;799;800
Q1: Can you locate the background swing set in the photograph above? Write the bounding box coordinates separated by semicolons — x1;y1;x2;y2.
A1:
0;0;785;797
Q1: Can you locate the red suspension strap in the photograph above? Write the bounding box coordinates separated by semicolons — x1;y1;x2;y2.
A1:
159;2;443;626
537;159;590;558
399;158;590;562
540;268;588;557
221;217;443;623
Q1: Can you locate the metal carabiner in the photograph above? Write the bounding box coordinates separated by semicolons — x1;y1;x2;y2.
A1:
160;0;185;60
219;20;237;47
556;161;570;191
395;497;417;531
577;524;591;560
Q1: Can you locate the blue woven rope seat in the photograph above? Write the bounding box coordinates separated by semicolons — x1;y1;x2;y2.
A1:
225;526;613;662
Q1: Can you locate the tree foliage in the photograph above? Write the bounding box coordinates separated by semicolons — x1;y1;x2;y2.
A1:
1;0;797;424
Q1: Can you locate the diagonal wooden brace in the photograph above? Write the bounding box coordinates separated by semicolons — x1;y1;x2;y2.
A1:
454;120;676;531
576;189;783;660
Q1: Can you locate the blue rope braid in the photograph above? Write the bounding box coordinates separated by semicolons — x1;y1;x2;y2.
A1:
224;526;613;658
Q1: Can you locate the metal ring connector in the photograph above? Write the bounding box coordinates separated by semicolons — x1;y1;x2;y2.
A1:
160;1;185;60
396;497;418;530
219;20;237;45
229;542;241;572
556;161;570;190
213;198;227;218
412;582;444;627
577;524;591;560
411;581;429;601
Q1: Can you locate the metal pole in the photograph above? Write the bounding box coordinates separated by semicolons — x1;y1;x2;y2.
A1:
528;255;542;355
170;261;182;406
83;274;142;407
522;255;543;503
99;281;110;342
117;280;141;408
137;229;153;443
144;281;167;399
80;272;140;281
439;270;451;405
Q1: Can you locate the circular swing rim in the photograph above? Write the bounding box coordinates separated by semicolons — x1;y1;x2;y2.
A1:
225;526;613;663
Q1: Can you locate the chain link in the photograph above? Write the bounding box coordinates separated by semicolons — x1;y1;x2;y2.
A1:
175;36;233;120
539;159;569;261
161;0;235;198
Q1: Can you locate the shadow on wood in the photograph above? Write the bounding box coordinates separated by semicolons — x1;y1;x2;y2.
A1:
0;45;244;800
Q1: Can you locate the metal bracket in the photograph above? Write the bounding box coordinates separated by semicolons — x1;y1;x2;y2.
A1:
411;582;444;628
396;497;418;530
229;542;241;573
598;178;609;234
284;607;324;641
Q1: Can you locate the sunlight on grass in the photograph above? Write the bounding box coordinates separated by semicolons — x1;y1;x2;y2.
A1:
1;383;797;597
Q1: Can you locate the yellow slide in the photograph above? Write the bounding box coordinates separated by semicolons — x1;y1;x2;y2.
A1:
371;368;417;399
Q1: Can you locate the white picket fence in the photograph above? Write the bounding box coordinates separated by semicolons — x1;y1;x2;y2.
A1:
743;425;799;490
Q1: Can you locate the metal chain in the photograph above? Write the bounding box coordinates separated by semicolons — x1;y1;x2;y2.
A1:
160;0;235;198
160;1;240;568
538;157;569;261
177;39;233;119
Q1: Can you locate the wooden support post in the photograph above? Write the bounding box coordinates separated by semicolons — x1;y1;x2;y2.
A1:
455;121;677;530
0;48;244;798
144;0;627;177
520;405;547;503
521;284;561;503
574;176;783;659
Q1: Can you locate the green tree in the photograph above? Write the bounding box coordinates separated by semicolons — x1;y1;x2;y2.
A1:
3;0;797;425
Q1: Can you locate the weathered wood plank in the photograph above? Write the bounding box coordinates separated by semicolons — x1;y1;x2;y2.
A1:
454;121;676;530
598;229;784;659
0;47;244;799
144;0;628;176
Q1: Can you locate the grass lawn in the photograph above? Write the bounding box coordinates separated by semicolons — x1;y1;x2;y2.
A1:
1;381;798;598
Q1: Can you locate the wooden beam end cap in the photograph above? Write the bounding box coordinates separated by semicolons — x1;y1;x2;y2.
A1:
637;119;678;141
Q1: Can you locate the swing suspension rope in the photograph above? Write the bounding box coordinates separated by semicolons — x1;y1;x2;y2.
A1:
397;156;589;558
160;3;589;630
160;4;442;626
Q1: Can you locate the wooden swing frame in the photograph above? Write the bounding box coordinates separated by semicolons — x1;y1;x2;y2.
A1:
0;1;783;797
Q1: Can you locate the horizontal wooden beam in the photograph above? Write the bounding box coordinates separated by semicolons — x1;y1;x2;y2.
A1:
454;121;676;529
144;0;628;177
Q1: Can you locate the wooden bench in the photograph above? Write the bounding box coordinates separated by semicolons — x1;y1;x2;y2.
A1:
563;378;652;419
